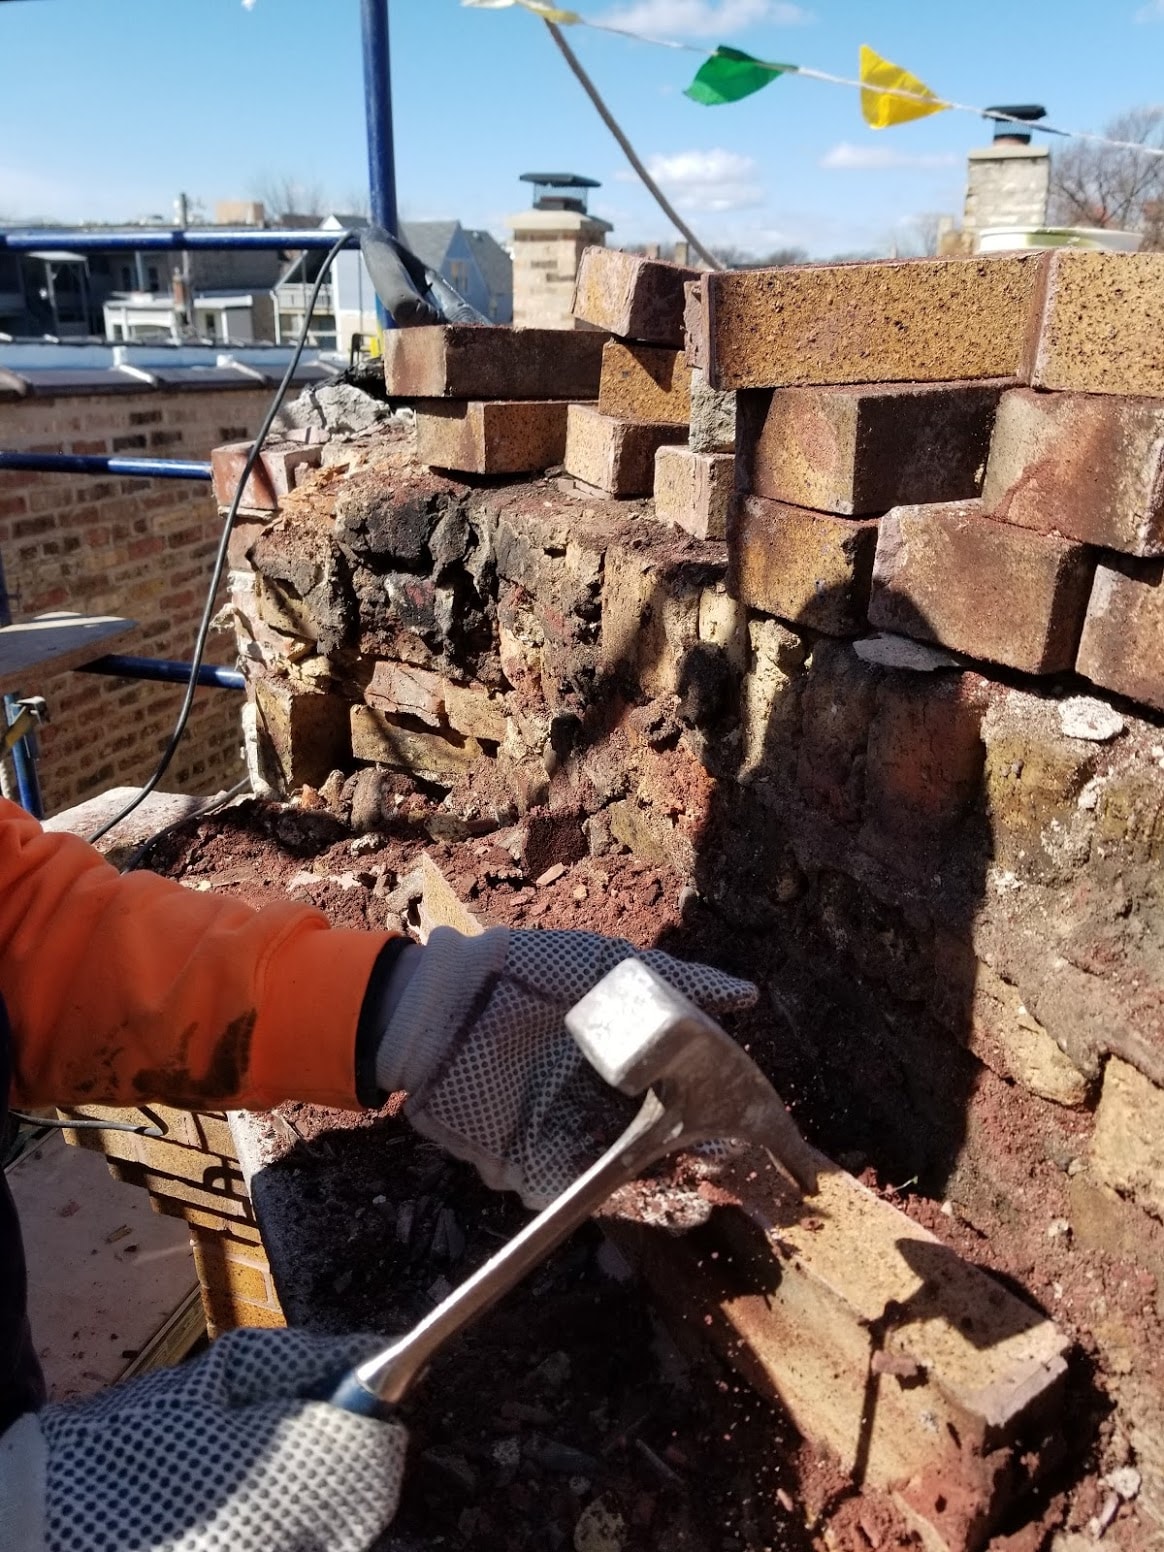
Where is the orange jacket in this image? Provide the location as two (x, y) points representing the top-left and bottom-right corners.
(0, 798), (393, 1113)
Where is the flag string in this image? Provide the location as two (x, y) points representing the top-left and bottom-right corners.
(462, 1), (1164, 159)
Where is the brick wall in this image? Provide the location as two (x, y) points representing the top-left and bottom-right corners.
(0, 384), (270, 814)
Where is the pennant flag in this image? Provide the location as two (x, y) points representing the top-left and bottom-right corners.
(461, 0), (582, 21)
(859, 44), (947, 128)
(685, 47), (790, 107)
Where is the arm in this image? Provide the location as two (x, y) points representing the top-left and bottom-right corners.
(0, 799), (394, 1112)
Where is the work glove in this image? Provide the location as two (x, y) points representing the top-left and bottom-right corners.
(375, 926), (758, 1208)
(0, 1327), (407, 1552)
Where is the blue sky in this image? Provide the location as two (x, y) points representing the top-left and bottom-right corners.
(0, 0), (1161, 257)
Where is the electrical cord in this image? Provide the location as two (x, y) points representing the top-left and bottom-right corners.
(87, 228), (352, 846)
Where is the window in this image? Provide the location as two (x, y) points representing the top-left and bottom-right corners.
(121, 265), (133, 289)
(203, 314), (216, 339)
(147, 265), (160, 292)
(111, 322), (124, 340)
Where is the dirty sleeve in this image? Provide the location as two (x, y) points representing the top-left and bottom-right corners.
(0, 799), (395, 1111)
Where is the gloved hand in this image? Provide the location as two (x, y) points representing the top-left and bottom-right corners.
(375, 927), (758, 1207)
(0, 1328), (407, 1552)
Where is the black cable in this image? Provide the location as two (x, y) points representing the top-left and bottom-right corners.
(87, 228), (352, 845)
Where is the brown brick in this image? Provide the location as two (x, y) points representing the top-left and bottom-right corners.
(608, 1159), (1069, 1552)
(383, 325), (605, 400)
(563, 403), (685, 497)
(1027, 250), (1164, 396)
(729, 495), (879, 636)
(210, 440), (322, 510)
(653, 445), (734, 539)
(983, 387), (1164, 556)
(737, 381), (1008, 515)
(572, 247), (700, 346)
(597, 341), (691, 424)
(1076, 556), (1164, 711)
(350, 704), (483, 781)
(252, 677), (352, 791)
(415, 399), (570, 474)
(706, 252), (1046, 391)
(869, 501), (1094, 673)
(1090, 1056), (1164, 1218)
(683, 278), (708, 370)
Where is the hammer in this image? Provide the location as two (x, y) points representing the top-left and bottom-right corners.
(318, 958), (818, 1417)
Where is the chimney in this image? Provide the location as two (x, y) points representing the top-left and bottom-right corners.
(509, 172), (613, 329)
(963, 104), (1050, 245)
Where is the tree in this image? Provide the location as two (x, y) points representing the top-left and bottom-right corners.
(1048, 107), (1164, 247)
(897, 212), (948, 258)
(709, 244), (808, 269)
(251, 174), (327, 224)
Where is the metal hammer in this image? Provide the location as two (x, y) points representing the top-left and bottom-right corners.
(319, 958), (817, 1416)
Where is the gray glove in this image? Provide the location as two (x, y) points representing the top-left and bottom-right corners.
(376, 927), (758, 1207)
(0, 1328), (407, 1552)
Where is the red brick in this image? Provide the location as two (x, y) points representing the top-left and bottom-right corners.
(572, 247), (700, 347)
(982, 387), (1164, 556)
(563, 403), (685, 497)
(210, 440), (322, 510)
(597, 341), (691, 424)
(415, 399), (571, 474)
(869, 500), (1094, 674)
(653, 446), (734, 540)
(383, 325), (605, 400)
(1026, 250), (1164, 396)
(706, 252), (1047, 391)
(729, 495), (879, 636)
(1076, 556), (1164, 712)
(737, 381), (1008, 515)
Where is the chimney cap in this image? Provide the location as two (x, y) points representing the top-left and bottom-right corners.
(983, 104), (1047, 144)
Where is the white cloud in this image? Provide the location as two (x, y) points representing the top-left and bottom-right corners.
(598, 0), (811, 41)
(820, 142), (959, 171)
(1135, 0), (1164, 19)
(633, 148), (764, 211)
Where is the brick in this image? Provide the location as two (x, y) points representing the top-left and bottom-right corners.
(705, 252), (1046, 391)
(366, 661), (508, 743)
(563, 403), (685, 497)
(572, 247), (700, 346)
(869, 501), (1094, 673)
(653, 445), (734, 540)
(252, 677), (352, 791)
(729, 495), (879, 636)
(609, 1154), (1068, 1551)
(983, 387), (1164, 556)
(350, 704), (483, 781)
(1027, 250), (1164, 396)
(1076, 556), (1164, 712)
(1091, 1056), (1164, 1218)
(597, 341), (691, 424)
(415, 399), (570, 474)
(688, 366), (736, 454)
(60, 1103), (236, 1158)
(682, 278), (708, 371)
(210, 439), (322, 510)
(383, 324), (605, 400)
(737, 380), (1008, 516)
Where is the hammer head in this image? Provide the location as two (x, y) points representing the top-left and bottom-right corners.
(565, 959), (819, 1196)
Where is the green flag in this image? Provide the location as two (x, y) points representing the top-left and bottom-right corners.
(685, 47), (790, 107)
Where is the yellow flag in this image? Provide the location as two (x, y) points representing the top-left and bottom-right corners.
(859, 44), (948, 129)
(462, 0), (582, 21)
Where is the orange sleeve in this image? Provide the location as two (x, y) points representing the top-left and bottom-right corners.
(0, 798), (393, 1112)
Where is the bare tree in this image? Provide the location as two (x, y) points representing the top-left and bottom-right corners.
(251, 174), (327, 224)
(710, 244), (808, 269)
(897, 212), (947, 258)
(1048, 107), (1164, 246)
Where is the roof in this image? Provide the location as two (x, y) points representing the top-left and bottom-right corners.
(519, 173), (601, 189)
(399, 221), (459, 273)
(463, 229), (513, 298)
(0, 341), (342, 397)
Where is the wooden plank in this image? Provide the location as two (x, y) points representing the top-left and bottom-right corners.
(0, 611), (138, 693)
(119, 1288), (206, 1381)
